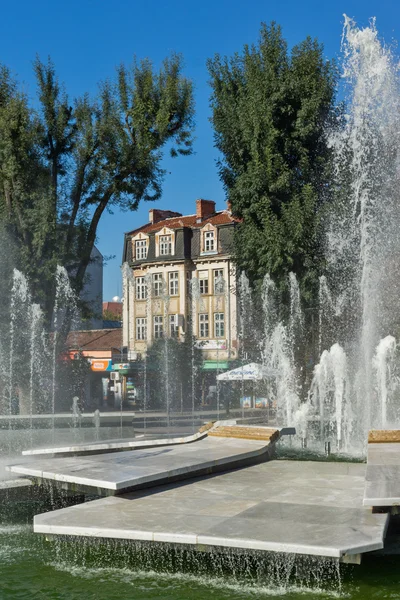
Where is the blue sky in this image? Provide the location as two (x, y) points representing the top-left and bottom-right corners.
(1, 0), (399, 299)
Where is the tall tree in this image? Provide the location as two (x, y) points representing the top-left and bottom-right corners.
(0, 54), (194, 322)
(208, 23), (337, 304)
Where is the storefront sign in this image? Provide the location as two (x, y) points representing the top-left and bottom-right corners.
(255, 398), (269, 408)
(240, 397), (252, 408)
(196, 340), (227, 350)
(113, 363), (130, 371)
(90, 359), (113, 372)
(202, 360), (229, 371)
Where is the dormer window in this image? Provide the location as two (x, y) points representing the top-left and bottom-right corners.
(201, 224), (217, 255)
(204, 231), (215, 252)
(155, 227), (175, 257)
(160, 235), (172, 255)
(134, 238), (148, 260)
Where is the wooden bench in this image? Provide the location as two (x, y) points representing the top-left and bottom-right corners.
(208, 426), (279, 442)
(368, 430), (400, 443)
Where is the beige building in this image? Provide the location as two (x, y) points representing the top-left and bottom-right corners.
(122, 199), (238, 370)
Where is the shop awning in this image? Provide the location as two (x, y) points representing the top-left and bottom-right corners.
(217, 362), (276, 381)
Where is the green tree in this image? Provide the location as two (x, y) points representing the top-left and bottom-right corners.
(0, 55), (194, 323)
(103, 309), (121, 322)
(208, 22), (337, 304)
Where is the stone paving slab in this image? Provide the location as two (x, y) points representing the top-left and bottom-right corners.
(364, 442), (400, 507)
(8, 436), (272, 494)
(34, 460), (388, 559)
(0, 478), (32, 491)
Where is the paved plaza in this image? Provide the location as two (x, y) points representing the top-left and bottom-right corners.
(34, 460), (388, 560)
(8, 435), (274, 494)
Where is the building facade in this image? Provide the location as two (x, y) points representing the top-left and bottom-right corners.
(122, 199), (238, 371)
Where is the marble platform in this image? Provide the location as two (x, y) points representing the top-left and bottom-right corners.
(20, 422), (294, 458)
(21, 428), (208, 457)
(8, 435), (275, 495)
(364, 442), (400, 507)
(34, 460), (388, 561)
(0, 478), (32, 491)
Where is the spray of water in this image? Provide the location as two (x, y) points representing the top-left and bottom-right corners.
(253, 17), (400, 454)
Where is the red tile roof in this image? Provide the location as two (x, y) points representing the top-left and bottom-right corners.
(102, 302), (123, 317)
(66, 329), (122, 351)
(126, 210), (235, 237)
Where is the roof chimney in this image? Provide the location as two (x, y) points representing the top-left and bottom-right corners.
(149, 209), (182, 224)
(196, 199), (215, 223)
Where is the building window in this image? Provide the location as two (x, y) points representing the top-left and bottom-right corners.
(169, 272), (179, 296)
(136, 317), (147, 340)
(199, 313), (209, 338)
(153, 273), (163, 297)
(199, 271), (209, 295)
(135, 239), (147, 260)
(135, 276), (147, 300)
(154, 315), (163, 338)
(160, 235), (172, 255)
(213, 269), (225, 294)
(204, 231), (215, 252)
(169, 314), (179, 337)
(214, 313), (225, 338)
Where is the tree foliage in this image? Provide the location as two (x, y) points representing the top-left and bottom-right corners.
(0, 55), (194, 322)
(208, 23), (337, 303)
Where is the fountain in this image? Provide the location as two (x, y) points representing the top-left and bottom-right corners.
(93, 409), (101, 440)
(1, 17), (400, 600)
(243, 16), (400, 455)
(0, 265), (101, 457)
(309, 15), (400, 452)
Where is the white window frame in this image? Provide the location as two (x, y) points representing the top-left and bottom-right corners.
(159, 235), (172, 256)
(135, 276), (147, 300)
(199, 313), (209, 338)
(199, 271), (209, 295)
(136, 317), (147, 340)
(153, 273), (163, 297)
(199, 278), (209, 295)
(169, 314), (179, 337)
(213, 269), (225, 294)
(214, 313), (225, 338)
(154, 315), (163, 339)
(204, 230), (215, 252)
(135, 239), (147, 260)
(169, 272), (179, 296)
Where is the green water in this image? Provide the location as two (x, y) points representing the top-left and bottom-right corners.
(1, 522), (400, 600)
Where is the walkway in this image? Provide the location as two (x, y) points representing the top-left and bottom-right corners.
(34, 460), (388, 561)
(8, 428), (279, 495)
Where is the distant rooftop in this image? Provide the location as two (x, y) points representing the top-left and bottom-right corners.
(103, 301), (123, 317)
(66, 329), (122, 351)
(126, 198), (235, 237)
